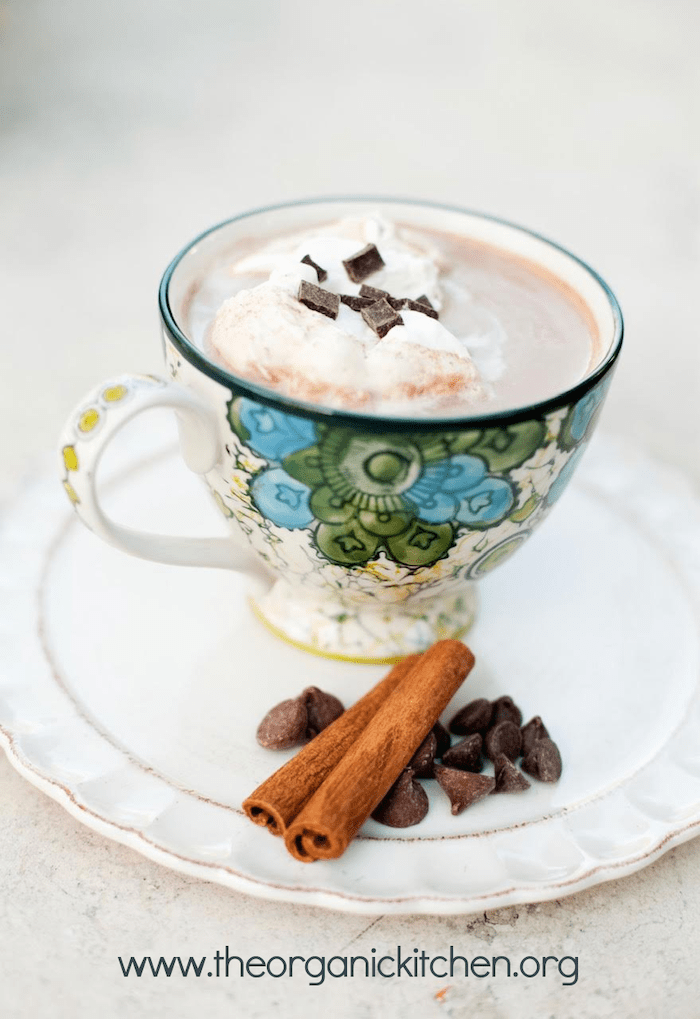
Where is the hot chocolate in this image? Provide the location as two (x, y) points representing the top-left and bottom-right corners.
(183, 214), (603, 417)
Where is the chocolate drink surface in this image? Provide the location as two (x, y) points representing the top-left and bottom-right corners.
(183, 214), (601, 417)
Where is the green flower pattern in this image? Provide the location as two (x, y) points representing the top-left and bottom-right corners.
(227, 396), (548, 568)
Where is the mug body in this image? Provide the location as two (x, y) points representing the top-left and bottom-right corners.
(160, 199), (623, 661)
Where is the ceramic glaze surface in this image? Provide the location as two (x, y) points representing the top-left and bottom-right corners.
(58, 202), (621, 659)
(162, 336), (613, 655)
(5, 429), (700, 914)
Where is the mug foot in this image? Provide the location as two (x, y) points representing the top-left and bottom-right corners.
(249, 582), (478, 663)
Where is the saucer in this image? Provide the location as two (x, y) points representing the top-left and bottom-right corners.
(2, 415), (700, 915)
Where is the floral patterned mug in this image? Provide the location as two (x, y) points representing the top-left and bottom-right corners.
(59, 199), (623, 662)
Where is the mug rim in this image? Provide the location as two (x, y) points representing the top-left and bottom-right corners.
(158, 196), (624, 431)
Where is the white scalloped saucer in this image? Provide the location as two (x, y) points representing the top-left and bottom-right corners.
(2, 415), (700, 915)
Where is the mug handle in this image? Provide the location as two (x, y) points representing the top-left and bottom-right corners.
(59, 373), (268, 580)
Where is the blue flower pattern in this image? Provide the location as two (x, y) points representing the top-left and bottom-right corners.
(404, 456), (514, 526)
(238, 401), (316, 461)
(234, 397), (516, 536)
(548, 377), (612, 505)
(547, 444), (587, 505)
(250, 467), (314, 528)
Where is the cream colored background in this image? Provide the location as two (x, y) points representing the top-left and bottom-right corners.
(1, 1), (698, 1016)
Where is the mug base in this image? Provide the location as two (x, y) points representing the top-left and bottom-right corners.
(249, 582), (478, 664)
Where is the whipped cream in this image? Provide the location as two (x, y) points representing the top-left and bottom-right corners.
(207, 216), (495, 415)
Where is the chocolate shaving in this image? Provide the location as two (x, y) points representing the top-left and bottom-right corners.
(491, 695), (523, 728)
(521, 715), (550, 757)
(434, 763), (495, 815)
(449, 698), (493, 736)
(404, 298), (438, 319)
(359, 284), (390, 301)
(409, 731), (437, 778)
(298, 280), (340, 320)
(484, 720), (522, 762)
(522, 738), (562, 782)
(257, 698), (308, 750)
(343, 243), (385, 283)
(303, 687), (344, 739)
(371, 769), (429, 827)
(432, 721), (452, 758)
(442, 733), (483, 773)
(340, 294), (375, 312)
(493, 754), (531, 793)
(300, 254), (327, 283)
(361, 298), (403, 338)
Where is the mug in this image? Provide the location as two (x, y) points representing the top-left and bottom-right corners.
(59, 198), (623, 662)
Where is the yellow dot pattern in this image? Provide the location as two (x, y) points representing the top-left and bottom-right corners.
(102, 384), (127, 402)
(78, 408), (100, 433)
(62, 480), (80, 505)
(62, 445), (79, 471)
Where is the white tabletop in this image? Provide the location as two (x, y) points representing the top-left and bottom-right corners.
(1, 1), (699, 1015)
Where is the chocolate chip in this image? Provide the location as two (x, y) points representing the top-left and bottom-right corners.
(493, 754), (531, 793)
(449, 698), (493, 736)
(491, 696), (523, 728)
(302, 687), (344, 739)
(404, 298), (438, 319)
(432, 721), (452, 758)
(298, 280), (340, 320)
(300, 254), (327, 283)
(359, 284), (390, 301)
(521, 738), (562, 782)
(434, 763), (495, 815)
(371, 769), (429, 827)
(256, 697), (307, 750)
(484, 721), (522, 762)
(343, 243), (385, 283)
(415, 294), (435, 311)
(442, 733), (483, 773)
(521, 715), (550, 757)
(409, 730), (438, 778)
(361, 298), (403, 338)
(340, 294), (375, 312)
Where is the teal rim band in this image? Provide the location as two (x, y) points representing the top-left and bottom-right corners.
(158, 196), (624, 434)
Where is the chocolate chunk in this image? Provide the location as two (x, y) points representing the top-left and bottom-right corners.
(407, 730), (437, 778)
(442, 733), (483, 773)
(358, 287), (430, 315)
(484, 721), (522, 762)
(300, 254), (327, 283)
(371, 769), (429, 827)
(256, 697), (307, 750)
(491, 696), (523, 728)
(493, 754), (531, 793)
(343, 243), (385, 283)
(521, 738), (562, 782)
(434, 763), (495, 815)
(298, 280), (340, 320)
(404, 298), (438, 320)
(449, 698), (493, 736)
(340, 293), (375, 312)
(359, 284), (390, 301)
(361, 298), (403, 338)
(432, 721), (452, 758)
(302, 686), (344, 739)
(415, 294), (435, 311)
(521, 715), (550, 757)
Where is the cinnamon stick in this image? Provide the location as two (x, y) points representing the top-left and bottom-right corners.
(243, 654), (421, 837)
(286, 640), (474, 862)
